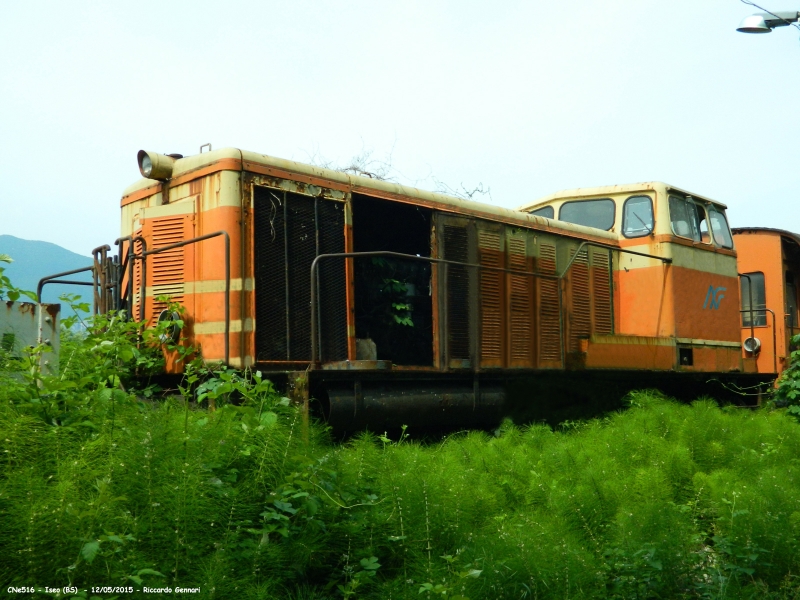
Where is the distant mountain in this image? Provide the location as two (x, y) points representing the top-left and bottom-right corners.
(0, 235), (94, 319)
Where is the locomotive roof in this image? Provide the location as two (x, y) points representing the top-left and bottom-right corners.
(122, 147), (619, 243)
(518, 182), (728, 212)
(732, 227), (800, 247)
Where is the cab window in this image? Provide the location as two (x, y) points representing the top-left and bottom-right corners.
(669, 195), (701, 241)
(559, 198), (615, 231)
(530, 205), (554, 219)
(622, 195), (654, 238)
(708, 206), (733, 249)
(741, 272), (767, 327)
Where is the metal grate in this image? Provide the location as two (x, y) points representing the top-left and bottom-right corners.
(316, 200), (348, 361)
(508, 237), (532, 364)
(150, 217), (185, 322)
(254, 190), (288, 360)
(443, 225), (471, 360)
(591, 250), (613, 335)
(253, 188), (347, 362)
(568, 247), (591, 352)
(478, 229), (503, 366)
(286, 196), (316, 360)
(538, 243), (561, 362)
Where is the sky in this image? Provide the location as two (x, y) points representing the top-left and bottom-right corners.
(1, 0), (799, 255)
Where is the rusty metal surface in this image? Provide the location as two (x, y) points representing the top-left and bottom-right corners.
(321, 360), (392, 371)
(326, 382), (505, 432)
(37, 266), (94, 304)
(121, 148), (620, 245)
(1, 301), (60, 374)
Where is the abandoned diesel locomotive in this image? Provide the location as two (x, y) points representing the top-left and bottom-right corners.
(69, 147), (786, 430)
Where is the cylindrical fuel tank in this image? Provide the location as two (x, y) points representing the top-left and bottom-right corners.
(326, 382), (505, 433)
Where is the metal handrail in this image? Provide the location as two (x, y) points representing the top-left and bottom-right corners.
(309, 250), (561, 367)
(738, 308), (778, 374)
(37, 266), (95, 304)
(738, 274), (757, 353)
(114, 235), (147, 317)
(557, 240), (672, 279)
(131, 231), (230, 364)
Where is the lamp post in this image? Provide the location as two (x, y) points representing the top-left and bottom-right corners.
(737, 11), (799, 33)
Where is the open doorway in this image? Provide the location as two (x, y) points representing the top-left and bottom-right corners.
(352, 194), (433, 366)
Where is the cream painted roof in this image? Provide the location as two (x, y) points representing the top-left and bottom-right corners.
(122, 147), (619, 242)
(517, 181), (728, 212)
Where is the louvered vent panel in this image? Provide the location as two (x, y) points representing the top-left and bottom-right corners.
(592, 250), (613, 335)
(508, 237), (531, 363)
(443, 225), (470, 360)
(538, 243), (561, 362)
(478, 230), (503, 364)
(132, 233), (144, 320)
(150, 217), (185, 321)
(568, 248), (591, 352)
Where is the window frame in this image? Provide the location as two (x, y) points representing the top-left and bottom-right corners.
(621, 195), (655, 239)
(707, 206), (734, 249)
(669, 194), (702, 242)
(740, 271), (767, 328)
(530, 205), (554, 219)
(558, 198), (616, 231)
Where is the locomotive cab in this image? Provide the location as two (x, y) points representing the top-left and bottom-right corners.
(518, 183), (745, 374)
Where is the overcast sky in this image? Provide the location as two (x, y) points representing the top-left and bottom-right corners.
(1, 0), (799, 255)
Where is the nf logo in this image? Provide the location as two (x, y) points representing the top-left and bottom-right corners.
(703, 285), (726, 310)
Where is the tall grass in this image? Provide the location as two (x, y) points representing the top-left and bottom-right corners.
(3, 324), (800, 598)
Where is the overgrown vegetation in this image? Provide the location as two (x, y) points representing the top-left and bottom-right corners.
(3, 299), (800, 598)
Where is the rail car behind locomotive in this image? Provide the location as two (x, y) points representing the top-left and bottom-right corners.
(91, 149), (775, 430)
(731, 227), (800, 377)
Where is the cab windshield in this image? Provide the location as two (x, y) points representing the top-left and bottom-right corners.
(669, 195), (701, 241)
(707, 206), (733, 249)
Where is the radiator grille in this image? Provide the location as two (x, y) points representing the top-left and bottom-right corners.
(132, 232), (143, 320)
(508, 237), (532, 363)
(568, 247), (591, 352)
(538, 243), (561, 362)
(592, 250), (613, 335)
(254, 191), (288, 360)
(150, 217), (186, 322)
(443, 225), (470, 360)
(478, 230), (503, 365)
(316, 201), (348, 361)
(286, 197), (316, 361)
(254, 189), (347, 362)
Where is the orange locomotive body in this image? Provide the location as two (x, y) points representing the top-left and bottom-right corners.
(105, 149), (777, 429)
(732, 228), (800, 377)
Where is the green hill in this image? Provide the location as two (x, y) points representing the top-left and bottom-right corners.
(0, 234), (94, 317)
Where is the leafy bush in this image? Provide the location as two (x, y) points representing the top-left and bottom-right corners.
(776, 333), (800, 413)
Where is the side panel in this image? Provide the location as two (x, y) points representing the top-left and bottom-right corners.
(733, 232), (784, 374)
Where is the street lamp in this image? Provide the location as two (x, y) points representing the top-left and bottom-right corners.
(737, 10), (800, 33)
